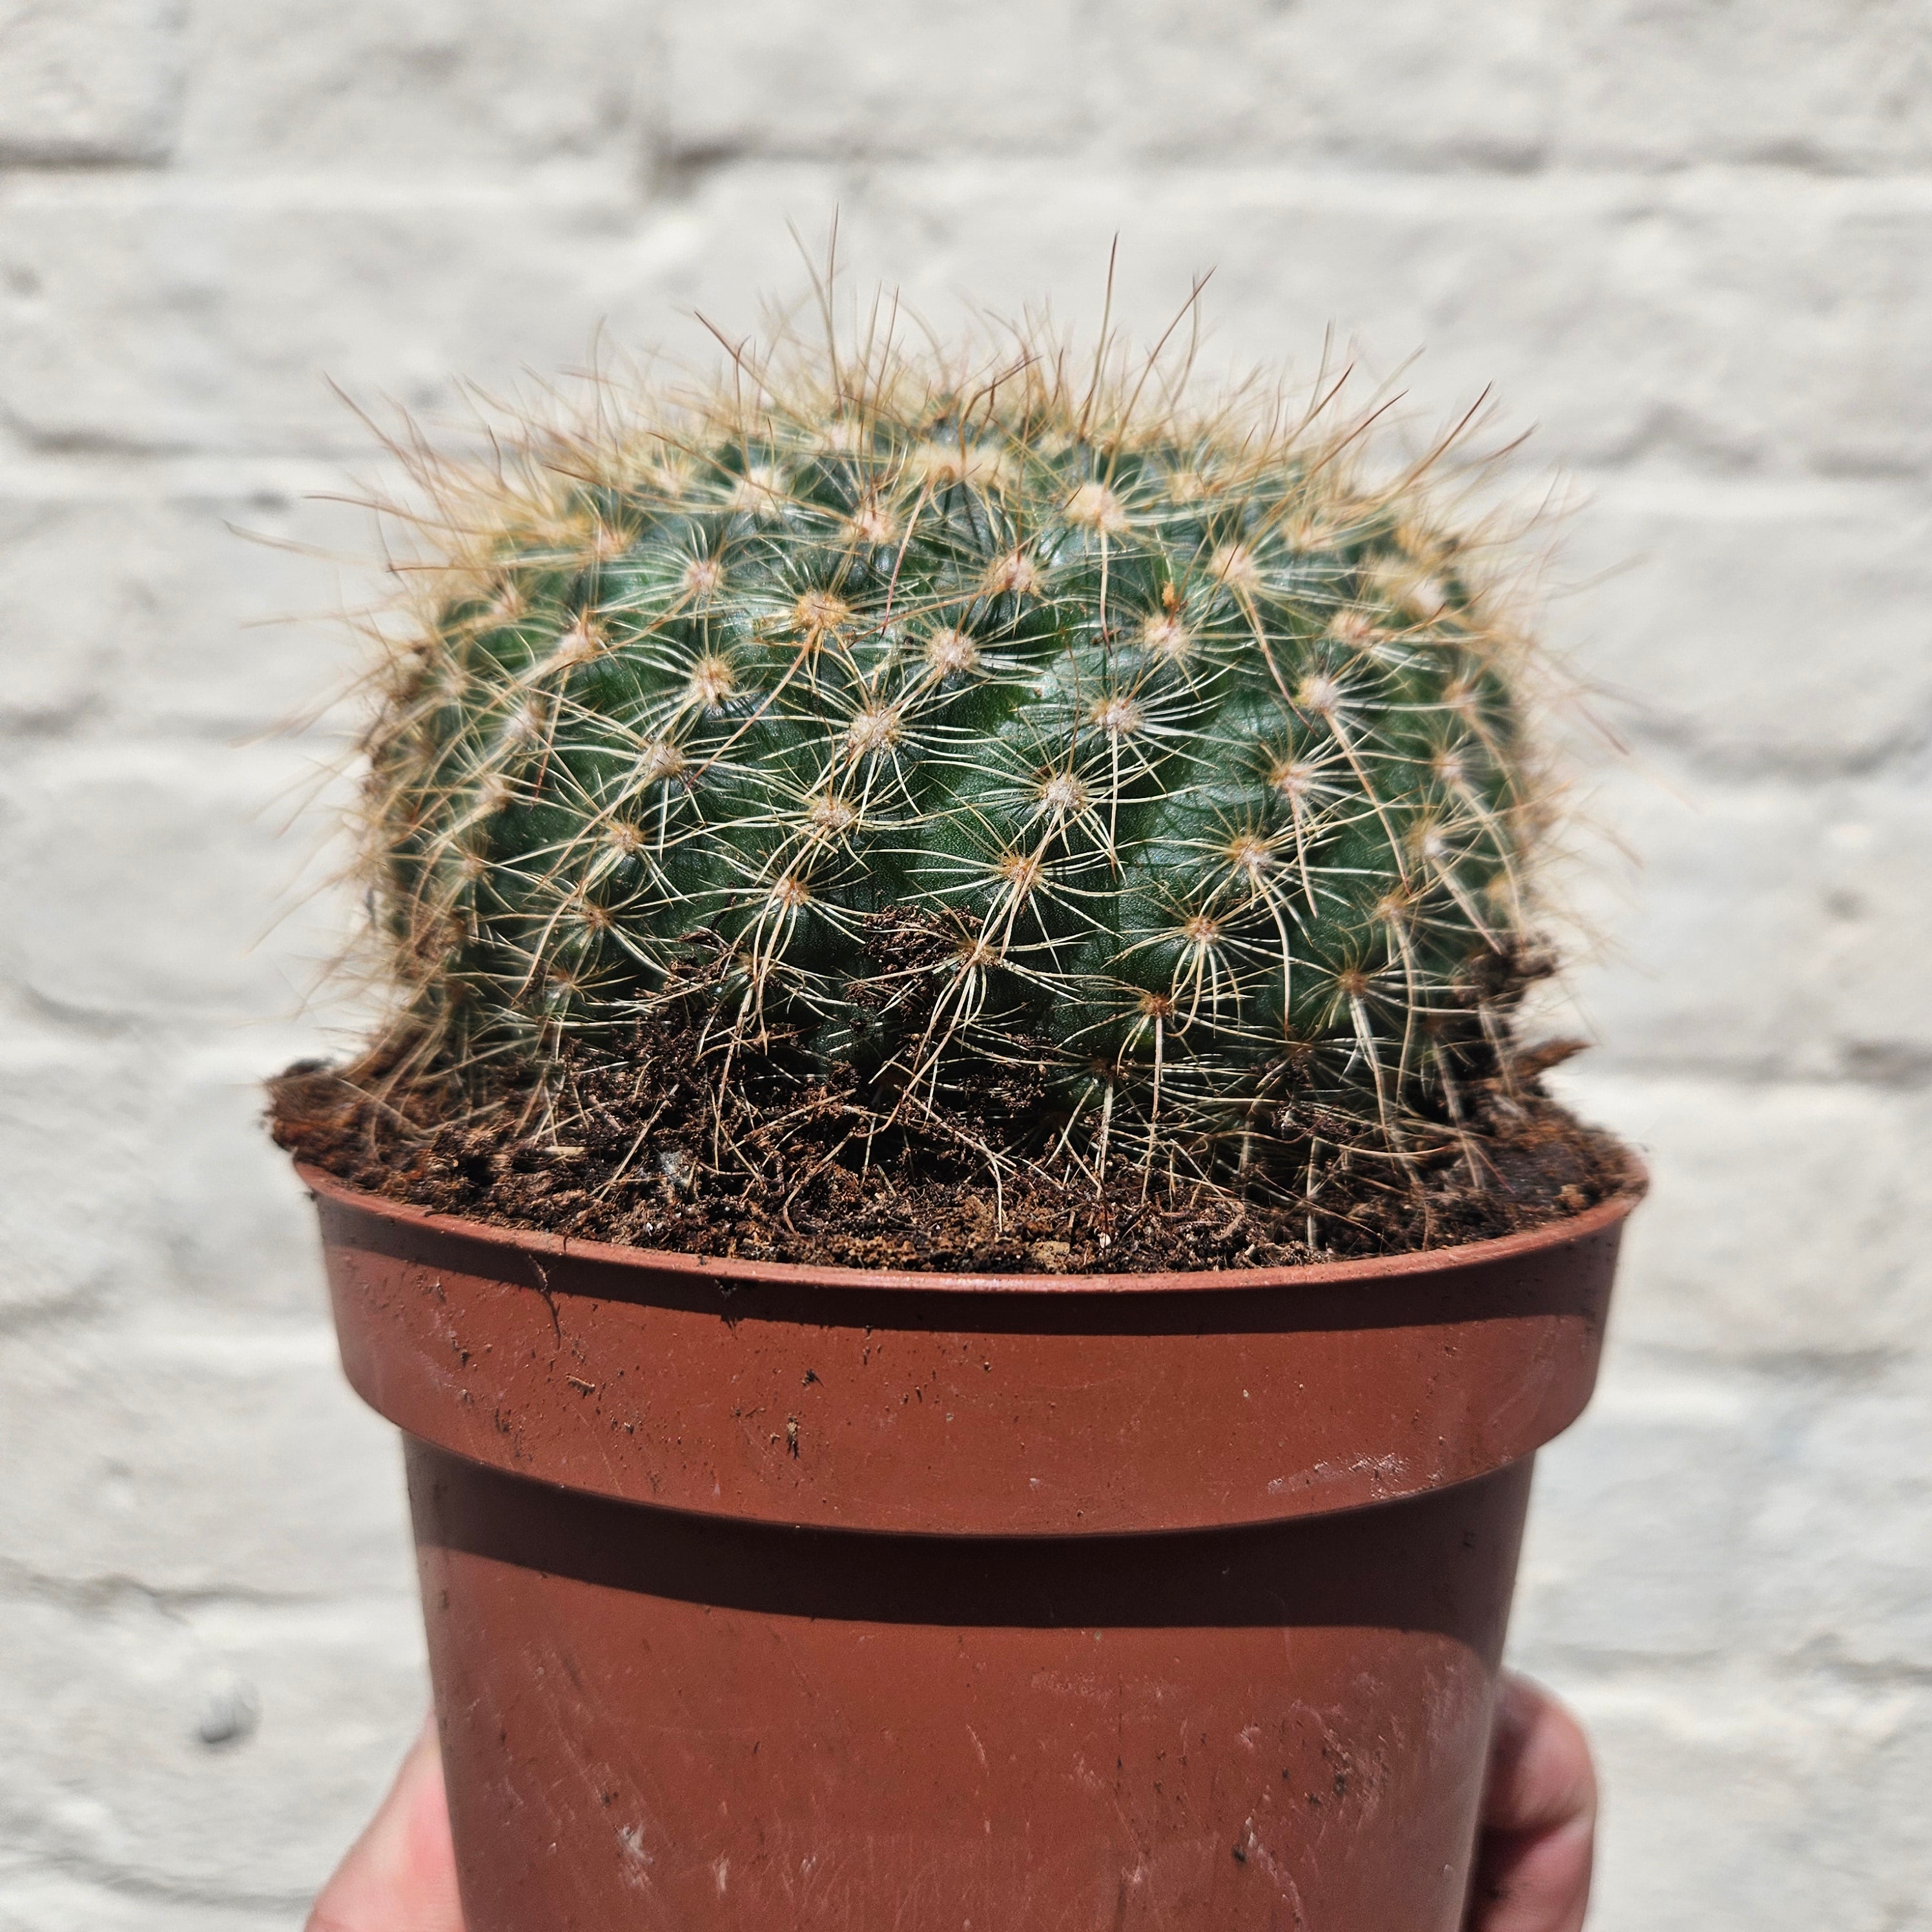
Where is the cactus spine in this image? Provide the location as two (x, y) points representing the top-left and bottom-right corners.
(360, 325), (1550, 1201)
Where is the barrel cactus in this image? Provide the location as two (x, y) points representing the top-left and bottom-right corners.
(346, 327), (1556, 1216)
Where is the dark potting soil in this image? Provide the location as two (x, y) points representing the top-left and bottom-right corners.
(268, 1019), (1638, 1274)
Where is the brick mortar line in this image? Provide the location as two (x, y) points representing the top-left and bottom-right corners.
(14, 159), (1932, 207)
(0, 1839), (316, 1918)
(0, 1562), (411, 1618)
(1511, 1647), (1932, 1695)
(12, 148), (1932, 181)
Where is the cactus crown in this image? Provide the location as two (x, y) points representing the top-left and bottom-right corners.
(355, 317), (1556, 1206)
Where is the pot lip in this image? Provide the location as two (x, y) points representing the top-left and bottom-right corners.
(299, 1156), (1645, 1299)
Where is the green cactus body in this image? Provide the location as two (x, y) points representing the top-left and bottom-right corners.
(369, 362), (1541, 1186)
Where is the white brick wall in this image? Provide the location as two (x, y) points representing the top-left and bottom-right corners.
(2, 6), (1927, 1925)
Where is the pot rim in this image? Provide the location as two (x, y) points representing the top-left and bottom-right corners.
(299, 1157), (1645, 1299)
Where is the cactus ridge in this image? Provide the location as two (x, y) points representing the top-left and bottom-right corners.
(360, 329), (1554, 1196)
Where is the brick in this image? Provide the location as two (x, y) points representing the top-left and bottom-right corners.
(655, 1), (1932, 184)
(1545, 1070), (1932, 1360)
(0, 1042), (156, 1323)
(173, 0), (655, 179)
(0, 1331), (413, 1600)
(0, 183), (641, 458)
(1550, 768), (1932, 1083)
(149, 1039), (351, 1323)
(0, 0), (183, 166)
(0, 1031), (361, 1329)
(1570, 1680), (1932, 1932)
(0, 484), (365, 737)
(1557, 0), (1932, 172)
(1091, 0), (1550, 167)
(0, 498), (125, 728)
(661, 0), (1089, 163)
(688, 1), (1932, 182)
(0, 741), (356, 1022)
(1744, 1368), (1932, 1672)
(1672, 185), (1932, 481)
(1512, 1364), (1765, 1662)
(745, 164), (1932, 480)
(1521, 1350), (1932, 1683)
(0, 1592), (423, 1908)
(1547, 480), (1932, 772)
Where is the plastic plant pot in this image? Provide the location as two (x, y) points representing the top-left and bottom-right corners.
(305, 1162), (1637, 1932)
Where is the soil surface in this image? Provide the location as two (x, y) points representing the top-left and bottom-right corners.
(269, 1019), (1638, 1273)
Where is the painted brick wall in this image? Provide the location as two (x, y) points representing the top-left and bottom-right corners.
(3, 4), (1927, 1925)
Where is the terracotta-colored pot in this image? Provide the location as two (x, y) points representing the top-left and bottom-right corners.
(304, 1162), (1636, 1931)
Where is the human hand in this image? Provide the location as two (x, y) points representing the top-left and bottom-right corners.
(309, 1674), (1595, 1932)
(1466, 1671), (1598, 1932)
(305, 1714), (464, 1932)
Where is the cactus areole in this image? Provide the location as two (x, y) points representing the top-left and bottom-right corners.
(283, 320), (1630, 1266)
